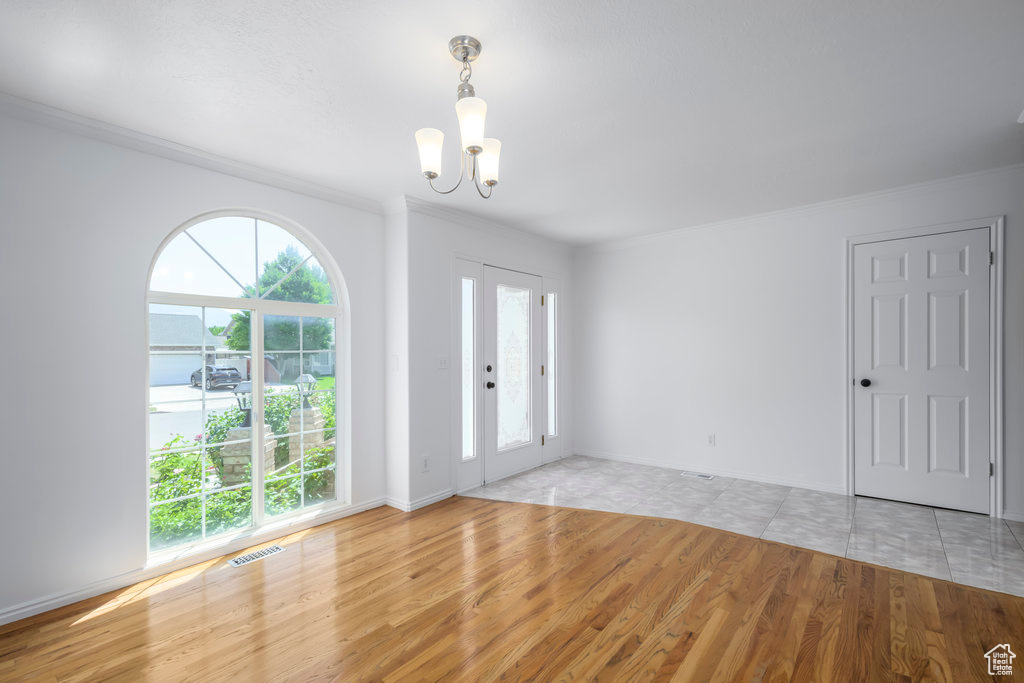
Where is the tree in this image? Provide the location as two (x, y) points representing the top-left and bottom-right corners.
(225, 248), (334, 379)
(208, 325), (226, 336)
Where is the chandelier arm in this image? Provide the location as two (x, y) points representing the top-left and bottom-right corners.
(427, 151), (466, 195)
(471, 156), (493, 199)
(473, 179), (493, 199)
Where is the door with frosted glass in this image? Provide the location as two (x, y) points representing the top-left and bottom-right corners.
(483, 266), (543, 482)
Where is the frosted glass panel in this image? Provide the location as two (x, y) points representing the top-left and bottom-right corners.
(547, 293), (557, 437)
(461, 278), (476, 460)
(497, 285), (531, 450)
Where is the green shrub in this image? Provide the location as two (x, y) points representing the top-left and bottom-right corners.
(149, 396), (338, 548)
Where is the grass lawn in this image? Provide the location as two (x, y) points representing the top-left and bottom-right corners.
(316, 376), (335, 391)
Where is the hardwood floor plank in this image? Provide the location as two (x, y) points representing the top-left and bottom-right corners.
(607, 533), (765, 680)
(560, 528), (726, 681)
(2, 497), (1021, 681)
(482, 517), (675, 681)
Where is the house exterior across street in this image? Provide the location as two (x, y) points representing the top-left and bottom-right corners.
(148, 313), (236, 386)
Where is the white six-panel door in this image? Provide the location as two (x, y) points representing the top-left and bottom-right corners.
(483, 266), (544, 482)
(853, 228), (990, 513)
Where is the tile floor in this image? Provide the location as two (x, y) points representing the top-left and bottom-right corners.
(462, 455), (1024, 597)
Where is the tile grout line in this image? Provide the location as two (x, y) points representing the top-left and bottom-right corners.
(705, 477), (735, 509)
(931, 509), (955, 583)
(842, 497), (857, 558)
(686, 478), (739, 528)
(627, 468), (682, 513)
(759, 486), (796, 540)
(1005, 520), (1024, 553)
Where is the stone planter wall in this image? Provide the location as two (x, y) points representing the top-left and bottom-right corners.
(220, 425), (277, 487)
(288, 407), (325, 463)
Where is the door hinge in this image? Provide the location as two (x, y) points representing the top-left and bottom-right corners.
(541, 295), (545, 306)
(990, 462), (994, 476)
(990, 251), (995, 265)
(542, 435), (545, 446)
(541, 364), (545, 376)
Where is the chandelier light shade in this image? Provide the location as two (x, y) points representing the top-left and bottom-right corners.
(478, 138), (501, 186)
(415, 35), (501, 199)
(455, 97), (486, 153)
(414, 128), (444, 178)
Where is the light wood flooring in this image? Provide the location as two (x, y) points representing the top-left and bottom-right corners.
(2, 496), (1022, 681)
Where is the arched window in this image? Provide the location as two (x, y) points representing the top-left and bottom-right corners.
(147, 214), (346, 553)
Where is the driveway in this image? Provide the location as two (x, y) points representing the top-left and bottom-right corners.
(150, 383), (238, 404)
(149, 383), (242, 451)
(148, 382), (296, 450)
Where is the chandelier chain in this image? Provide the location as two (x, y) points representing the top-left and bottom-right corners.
(459, 57), (472, 84)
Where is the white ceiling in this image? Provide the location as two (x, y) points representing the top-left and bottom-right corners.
(1, 1), (1022, 244)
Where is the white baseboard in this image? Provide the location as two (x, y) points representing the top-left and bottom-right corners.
(0, 497), (387, 627)
(386, 489), (455, 512)
(575, 449), (847, 496)
(1002, 510), (1024, 523)
(413, 489), (455, 510)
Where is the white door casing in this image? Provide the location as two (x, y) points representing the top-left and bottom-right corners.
(852, 228), (990, 513)
(483, 266), (543, 482)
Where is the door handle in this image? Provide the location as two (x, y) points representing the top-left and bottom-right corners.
(860, 379), (872, 387)
(486, 381), (495, 389)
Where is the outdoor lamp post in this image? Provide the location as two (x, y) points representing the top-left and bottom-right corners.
(297, 374), (317, 409)
(233, 381), (253, 427)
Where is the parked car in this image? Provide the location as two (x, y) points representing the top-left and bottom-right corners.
(190, 365), (242, 390)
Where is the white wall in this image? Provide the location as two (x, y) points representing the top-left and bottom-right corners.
(573, 165), (1024, 517)
(404, 200), (574, 505)
(0, 112), (387, 617)
(384, 197), (410, 505)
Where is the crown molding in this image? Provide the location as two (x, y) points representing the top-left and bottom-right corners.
(403, 195), (573, 252)
(0, 92), (384, 216)
(584, 163), (1024, 253)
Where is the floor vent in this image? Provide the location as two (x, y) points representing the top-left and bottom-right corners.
(228, 545), (285, 567)
(680, 471), (715, 480)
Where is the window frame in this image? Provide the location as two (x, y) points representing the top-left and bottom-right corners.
(146, 210), (349, 562)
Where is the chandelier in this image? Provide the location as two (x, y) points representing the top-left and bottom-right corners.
(415, 36), (500, 199)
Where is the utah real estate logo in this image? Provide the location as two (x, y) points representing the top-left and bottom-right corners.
(985, 644), (1015, 676)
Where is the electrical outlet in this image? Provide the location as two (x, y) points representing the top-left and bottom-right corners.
(438, 356), (449, 370)
(707, 433), (716, 447)
(421, 455), (430, 472)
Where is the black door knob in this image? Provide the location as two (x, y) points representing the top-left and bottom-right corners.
(486, 364), (492, 372)
(486, 381), (495, 389)
(860, 379), (872, 387)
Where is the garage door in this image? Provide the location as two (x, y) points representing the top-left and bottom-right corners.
(150, 354), (202, 386)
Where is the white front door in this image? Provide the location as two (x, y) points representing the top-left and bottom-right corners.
(483, 266), (543, 482)
(853, 228), (990, 513)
